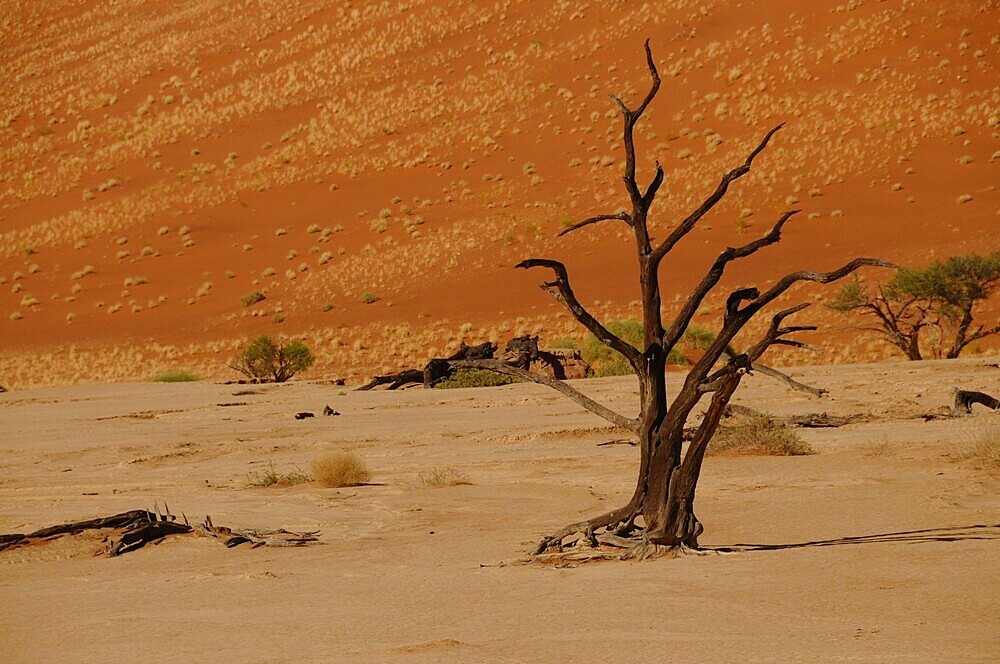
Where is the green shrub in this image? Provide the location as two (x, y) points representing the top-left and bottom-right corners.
(582, 320), (734, 375)
(228, 335), (315, 382)
(360, 292), (380, 304)
(240, 291), (266, 306)
(436, 368), (520, 389)
(582, 319), (643, 376)
(152, 370), (201, 382)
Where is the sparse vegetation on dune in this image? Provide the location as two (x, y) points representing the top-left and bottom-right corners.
(0, 1), (997, 387)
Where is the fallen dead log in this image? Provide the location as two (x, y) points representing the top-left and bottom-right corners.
(953, 388), (1000, 415)
(0, 504), (319, 556)
(357, 341), (499, 390)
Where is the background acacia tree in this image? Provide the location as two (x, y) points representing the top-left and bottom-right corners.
(228, 335), (315, 383)
(830, 252), (1000, 360)
(452, 41), (889, 561)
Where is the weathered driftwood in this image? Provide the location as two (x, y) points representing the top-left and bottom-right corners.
(952, 388), (1000, 415)
(0, 505), (319, 556)
(196, 514), (320, 549)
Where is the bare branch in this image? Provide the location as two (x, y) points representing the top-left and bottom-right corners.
(556, 211), (630, 237)
(652, 124), (785, 265)
(633, 38), (661, 118)
(642, 161), (664, 208)
(771, 339), (823, 353)
(610, 39), (663, 214)
(746, 361), (826, 396)
(685, 264), (885, 400)
(451, 359), (638, 432)
(517, 259), (643, 368)
(662, 210), (800, 351)
(748, 259), (896, 315)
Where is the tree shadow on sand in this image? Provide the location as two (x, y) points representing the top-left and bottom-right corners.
(708, 523), (1000, 553)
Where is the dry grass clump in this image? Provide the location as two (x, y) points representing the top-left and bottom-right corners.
(419, 466), (473, 487)
(860, 437), (893, 458)
(312, 451), (371, 487)
(247, 461), (312, 487)
(707, 413), (814, 456)
(948, 425), (1000, 471)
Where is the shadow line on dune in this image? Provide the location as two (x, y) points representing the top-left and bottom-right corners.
(708, 523), (1000, 553)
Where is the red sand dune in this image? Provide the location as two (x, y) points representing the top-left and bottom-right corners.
(1, 0), (997, 386)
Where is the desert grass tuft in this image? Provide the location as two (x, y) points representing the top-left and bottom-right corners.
(707, 414), (814, 456)
(247, 460), (312, 487)
(860, 436), (893, 458)
(419, 466), (473, 487)
(948, 425), (1000, 471)
(312, 451), (371, 487)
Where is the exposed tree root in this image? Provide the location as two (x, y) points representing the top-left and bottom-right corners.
(533, 502), (641, 555)
(527, 532), (722, 565)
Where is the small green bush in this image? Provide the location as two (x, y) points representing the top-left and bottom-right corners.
(582, 320), (734, 375)
(360, 292), (380, 304)
(240, 291), (266, 306)
(582, 319), (644, 376)
(436, 368), (520, 389)
(228, 335), (315, 382)
(152, 370), (201, 382)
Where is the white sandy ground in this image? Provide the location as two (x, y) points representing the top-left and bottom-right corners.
(1, 359), (998, 663)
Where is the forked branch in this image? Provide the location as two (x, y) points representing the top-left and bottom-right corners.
(610, 38), (661, 214)
(662, 209), (800, 351)
(748, 259), (898, 315)
(652, 123), (785, 265)
(517, 259), (643, 368)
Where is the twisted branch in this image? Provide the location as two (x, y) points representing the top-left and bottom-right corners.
(662, 210), (800, 352)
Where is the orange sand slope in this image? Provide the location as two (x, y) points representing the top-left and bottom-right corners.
(1, 359), (998, 662)
(1, 0), (998, 387)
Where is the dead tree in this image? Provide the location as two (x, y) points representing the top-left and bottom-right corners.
(452, 41), (890, 560)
